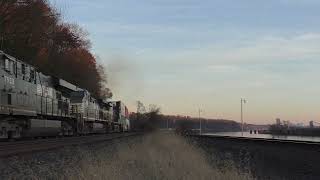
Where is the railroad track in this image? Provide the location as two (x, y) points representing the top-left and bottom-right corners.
(0, 132), (142, 157)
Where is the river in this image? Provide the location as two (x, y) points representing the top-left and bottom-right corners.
(204, 131), (320, 142)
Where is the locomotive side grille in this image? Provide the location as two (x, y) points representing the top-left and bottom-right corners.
(71, 103), (84, 114)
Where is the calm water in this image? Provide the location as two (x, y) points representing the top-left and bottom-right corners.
(204, 131), (320, 142)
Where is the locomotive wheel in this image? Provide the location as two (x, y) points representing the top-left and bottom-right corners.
(0, 127), (8, 139)
(7, 131), (13, 140)
(7, 127), (21, 140)
(13, 127), (21, 139)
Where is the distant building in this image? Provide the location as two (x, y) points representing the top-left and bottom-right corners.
(283, 120), (290, 127)
(310, 121), (314, 128)
(296, 123), (304, 127)
(276, 118), (281, 125)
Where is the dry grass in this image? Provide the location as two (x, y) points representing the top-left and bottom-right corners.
(63, 132), (253, 180)
(0, 132), (254, 180)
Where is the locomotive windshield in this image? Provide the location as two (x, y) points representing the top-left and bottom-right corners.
(70, 91), (85, 98)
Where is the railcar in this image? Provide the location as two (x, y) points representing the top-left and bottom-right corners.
(112, 101), (130, 132)
(0, 51), (76, 138)
(70, 90), (113, 134)
(0, 50), (130, 139)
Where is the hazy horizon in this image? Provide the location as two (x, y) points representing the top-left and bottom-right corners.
(51, 0), (320, 125)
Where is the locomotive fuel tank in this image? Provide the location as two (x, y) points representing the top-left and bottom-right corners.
(22, 119), (62, 137)
(92, 123), (105, 133)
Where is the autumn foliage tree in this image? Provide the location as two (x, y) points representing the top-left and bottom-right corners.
(0, 0), (112, 99)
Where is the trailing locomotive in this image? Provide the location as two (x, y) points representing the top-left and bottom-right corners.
(0, 50), (130, 139)
(111, 101), (130, 132)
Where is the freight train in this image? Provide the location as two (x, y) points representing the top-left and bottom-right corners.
(0, 50), (130, 139)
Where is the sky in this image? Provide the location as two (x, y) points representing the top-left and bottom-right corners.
(51, 0), (320, 124)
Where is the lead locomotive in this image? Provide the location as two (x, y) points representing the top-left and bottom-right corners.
(0, 51), (130, 139)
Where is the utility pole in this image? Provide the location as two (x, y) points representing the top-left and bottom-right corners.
(199, 109), (202, 135)
(241, 98), (246, 136)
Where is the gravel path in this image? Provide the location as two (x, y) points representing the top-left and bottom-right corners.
(0, 132), (253, 180)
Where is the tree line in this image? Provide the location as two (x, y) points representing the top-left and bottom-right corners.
(129, 101), (241, 134)
(0, 0), (112, 99)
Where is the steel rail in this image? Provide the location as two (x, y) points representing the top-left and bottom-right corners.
(0, 132), (141, 157)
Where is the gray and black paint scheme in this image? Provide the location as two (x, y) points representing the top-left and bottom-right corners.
(0, 51), (130, 139)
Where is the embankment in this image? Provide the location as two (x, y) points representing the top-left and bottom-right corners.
(190, 135), (320, 180)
